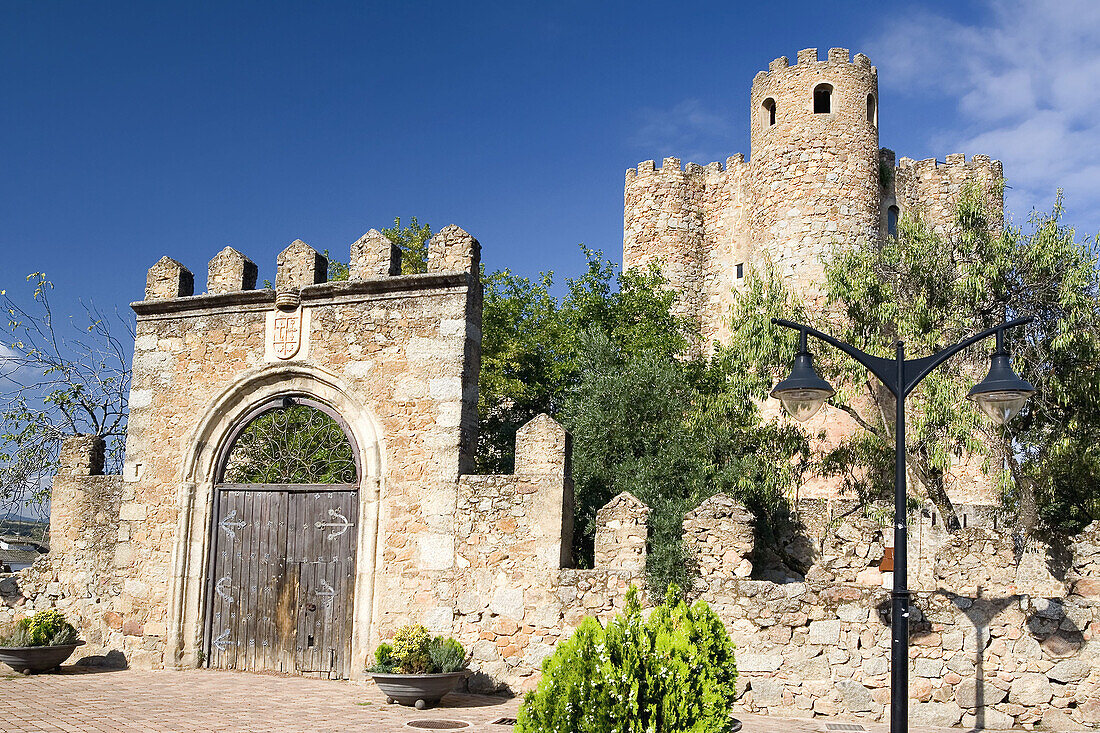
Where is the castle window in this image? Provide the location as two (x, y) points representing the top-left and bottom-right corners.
(887, 205), (899, 237)
(736, 263), (744, 279)
(813, 83), (833, 114)
(761, 98), (776, 127)
(867, 93), (877, 126)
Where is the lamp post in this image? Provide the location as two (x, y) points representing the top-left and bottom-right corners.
(770, 316), (1035, 733)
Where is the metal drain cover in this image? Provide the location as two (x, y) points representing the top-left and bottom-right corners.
(823, 725), (867, 732)
(406, 721), (471, 730)
(492, 718), (518, 726)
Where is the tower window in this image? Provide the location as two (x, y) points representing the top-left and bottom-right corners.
(887, 205), (899, 237)
(867, 93), (877, 126)
(813, 83), (833, 114)
(736, 263), (744, 279)
(761, 98), (776, 127)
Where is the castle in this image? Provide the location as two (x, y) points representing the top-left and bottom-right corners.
(623, 48), (1005, 505)
(623, 47), (1004, 345)
(3, 47), (1099, 730)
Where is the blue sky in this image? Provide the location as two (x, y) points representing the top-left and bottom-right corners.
(2, 0), (1098, 323)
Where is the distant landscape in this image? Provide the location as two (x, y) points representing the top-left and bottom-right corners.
(0, 515), (49, 545)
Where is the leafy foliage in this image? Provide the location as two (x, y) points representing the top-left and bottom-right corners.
(0, 609), (79, 647)
(368, 624), (467, 674)
(989, 195), (1100, 534)
(727, 184), (1100, 536)
(516, 586), (738, 733)
(367, 642), (397, 673)
(480, 248), (808, 593)
(222, 403), (356, 484)
(383, 217), (432, 275)
(1, 274), (131, 524)
(323, 249), (350, 282)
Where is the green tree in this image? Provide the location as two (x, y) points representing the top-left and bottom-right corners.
(732, 185), (1100, 536)
(0, 274), (132, 523)
(988, 197), (1100, 534)
(221, 403), (357, 484)
(479, 247), (808, 593)
(383, 216), (431, 275)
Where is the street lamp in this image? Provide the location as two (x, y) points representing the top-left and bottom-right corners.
(770, 316), (1034, 733)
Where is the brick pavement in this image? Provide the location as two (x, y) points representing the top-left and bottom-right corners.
(0, 667), (1018, 732)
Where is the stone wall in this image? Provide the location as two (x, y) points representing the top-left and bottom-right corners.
(622, 46), (1002, 345)
(894, 154), (1004, 237)
(8, 226), (486, 676)
(683, 495), (1100, 729)
(1, 436), (132, 667)
(13, 423), (1100, 730)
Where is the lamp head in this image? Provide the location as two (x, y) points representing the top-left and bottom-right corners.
(771, 351), (836, 422)
(967, 352), (1035, 425)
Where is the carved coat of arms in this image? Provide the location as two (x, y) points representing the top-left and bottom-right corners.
(272, 311), (301, 360)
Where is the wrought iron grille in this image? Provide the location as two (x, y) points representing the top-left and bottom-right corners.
(221, 402), (357, 484)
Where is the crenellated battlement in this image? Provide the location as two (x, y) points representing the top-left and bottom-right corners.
(141, 225), (481, 302)
(893, 153), (1005, 234)
(896, 153), (1002, 173)
(624, 153), (748, 180)
(623, 47), (1006, 455)
(753, 47), (875, 85)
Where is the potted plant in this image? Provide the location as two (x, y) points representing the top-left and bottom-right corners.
(0, 609), (85, 674)
(367, 624), (468, 709)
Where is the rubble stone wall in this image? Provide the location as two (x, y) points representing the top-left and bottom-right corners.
(1, 439), (131, 667)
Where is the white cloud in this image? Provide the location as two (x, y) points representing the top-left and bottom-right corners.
(628, 99), (736, 166)
(865, 0), (1100, 236)
(0, 343), (27, 384)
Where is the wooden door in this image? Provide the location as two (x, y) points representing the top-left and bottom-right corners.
(288, 491), (358, 679)
(206, 486), (357, 678)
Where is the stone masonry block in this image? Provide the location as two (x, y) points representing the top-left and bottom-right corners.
(207, 246), (258, 294)
(58, 434), (105, 476)
(275, 239), (327, 290)
(145, 256), (194, 300)
(514, 414), (570, 477)
(349, 229), (400, 278)
(426, 225), (480, 274)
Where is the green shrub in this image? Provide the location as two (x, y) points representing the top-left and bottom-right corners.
(369, 625), (468, 674)
(392, 624), (433, 673)
(0, 609), (80, 648)
(516, 586), (738, 733)
(367, 642), (397, 673)
(429, 636), (466, 673)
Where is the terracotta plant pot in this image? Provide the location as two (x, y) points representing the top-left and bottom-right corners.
(370, 670), (467, 709)
(0, 641), (85, 674)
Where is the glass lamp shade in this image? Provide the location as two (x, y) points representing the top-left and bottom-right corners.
(771, 353), (836, 423)
(967, 353), (1035, 426)
(970, 390), (1033, 425)
(776, 387), (834, 422)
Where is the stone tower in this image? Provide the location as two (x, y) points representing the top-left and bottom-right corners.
(623, 48), (1003, 347)
(623, 48), (1005, 504)
(748, 49), (880, 294)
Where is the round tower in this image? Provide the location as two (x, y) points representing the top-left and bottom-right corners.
(623, 157), (707, 329)
(748, 48), (880, 294)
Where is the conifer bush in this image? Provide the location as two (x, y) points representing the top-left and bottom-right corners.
(516, 586), (738, 732)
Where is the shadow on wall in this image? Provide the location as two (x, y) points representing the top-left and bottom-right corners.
(869, 587), (1087, 730)
(73, 650), (129, 670)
